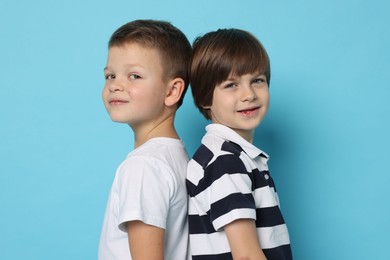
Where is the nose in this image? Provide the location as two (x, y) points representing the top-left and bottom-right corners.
(107, 79), (124, 93)
(240, 85), (257, 102)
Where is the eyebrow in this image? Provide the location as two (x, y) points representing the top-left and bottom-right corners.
(103, 64), (145, 72)
(228, 72), (265, 79)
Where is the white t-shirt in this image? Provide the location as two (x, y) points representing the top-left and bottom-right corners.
(99, 138), (190, 260)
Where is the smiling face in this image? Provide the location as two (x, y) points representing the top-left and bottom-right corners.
(102, 43), (169, 131)
(204, 72), (270, 142)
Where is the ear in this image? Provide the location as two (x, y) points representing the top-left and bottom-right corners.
(165, 78), (185, 107)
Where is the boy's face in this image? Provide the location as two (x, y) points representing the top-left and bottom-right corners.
(102, 43), (168, 130)
(204, 72), (270, 142)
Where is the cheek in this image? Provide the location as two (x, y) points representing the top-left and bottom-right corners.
(260, 89), (270, 103)
(265, 94), (271, 106)
(102, 87), (108, 100)
(263, 92), (270, 103)
(212, 92), (230, 106)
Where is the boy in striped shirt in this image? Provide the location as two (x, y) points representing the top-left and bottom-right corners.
(186, 28), (293, 259)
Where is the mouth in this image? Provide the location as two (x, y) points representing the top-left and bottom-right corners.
(237, 106), (260, 116)
(108, 99), (128, 105)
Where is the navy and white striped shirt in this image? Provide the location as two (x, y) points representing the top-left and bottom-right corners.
(186, 124), (292, 259)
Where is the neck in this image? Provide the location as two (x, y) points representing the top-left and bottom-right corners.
(132, 114), (179, 148)
(231, 127), (255, 143)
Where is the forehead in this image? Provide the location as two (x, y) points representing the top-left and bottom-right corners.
(106, 43), (164, 70)
(108, 43), (160, 58)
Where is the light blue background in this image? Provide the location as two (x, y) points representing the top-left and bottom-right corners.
(1, 0), (389, 259)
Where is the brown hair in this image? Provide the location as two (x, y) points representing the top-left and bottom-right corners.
(109, 19), (191, 108)
(190, 29), (270, 119)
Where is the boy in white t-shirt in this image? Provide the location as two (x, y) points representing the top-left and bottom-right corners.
(98, 20), (191, 260)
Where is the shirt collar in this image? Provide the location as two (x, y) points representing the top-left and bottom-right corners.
(205, 123), (269, 160)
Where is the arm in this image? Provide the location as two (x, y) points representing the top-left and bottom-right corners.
(127, 220), (165, 260)
(224, 219), (267, 260)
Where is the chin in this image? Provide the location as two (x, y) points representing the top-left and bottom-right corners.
(109, 116), (128, 123)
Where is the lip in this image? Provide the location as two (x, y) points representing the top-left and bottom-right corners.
(237, 106), (260, 116)
(108, 98), (129, 105)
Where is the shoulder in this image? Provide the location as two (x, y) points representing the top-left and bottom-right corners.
(125, 138), (188, 169)
(191, 139), (245, 170)
(113, 155), (170, 191)
(187, 140), (248, 192)
(117, 140), (187, 185)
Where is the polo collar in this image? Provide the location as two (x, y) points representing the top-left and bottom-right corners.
(205, 124), (269, 160)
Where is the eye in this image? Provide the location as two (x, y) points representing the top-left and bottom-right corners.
(223, 82), (237, 89)
(252, 77), (266, 84)
(105, 74), (115, 80)
(129, 74), (141, 80)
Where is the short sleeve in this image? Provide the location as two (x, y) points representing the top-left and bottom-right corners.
(207, 154), (257, 230)
(116, 155), (174, 231)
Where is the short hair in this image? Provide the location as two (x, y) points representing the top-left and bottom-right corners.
(190, 29), (271, 119)
(109, 19), (191, 108)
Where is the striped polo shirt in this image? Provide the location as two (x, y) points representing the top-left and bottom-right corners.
(186, 124), (292, 259)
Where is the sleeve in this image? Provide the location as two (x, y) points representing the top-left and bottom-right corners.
(116, 155), (174, 232)
(206, 154), (257, 231)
